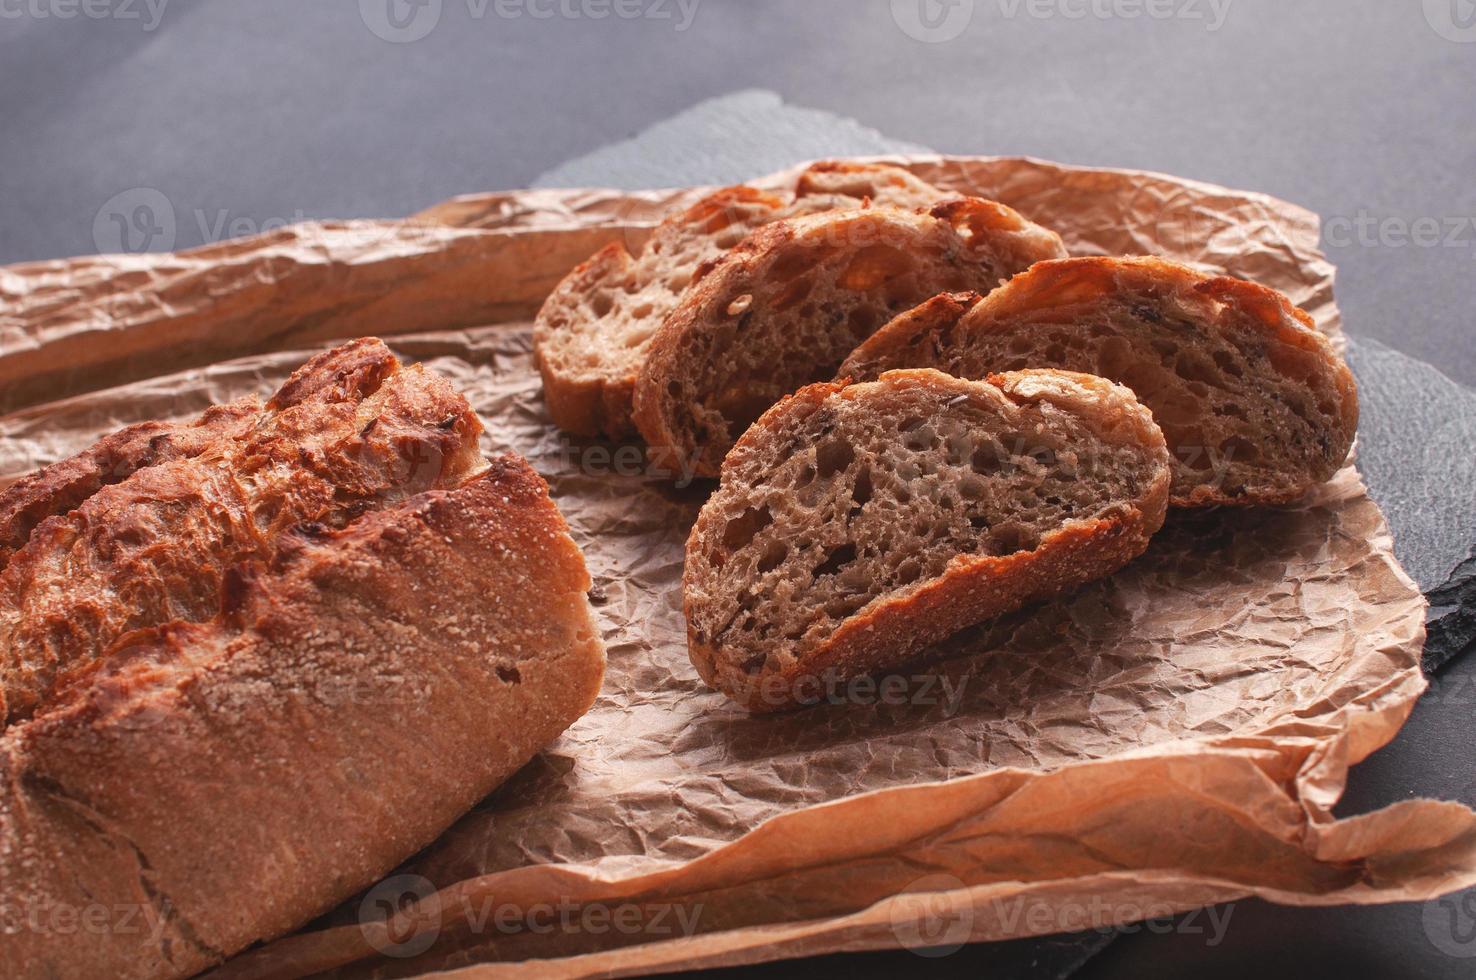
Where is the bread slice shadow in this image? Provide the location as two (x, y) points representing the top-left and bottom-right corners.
(696, 501), (1318, 765)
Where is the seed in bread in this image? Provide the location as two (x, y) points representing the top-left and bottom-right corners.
(684, 368), (1172, 712)
(534, 161), (946, 439)
(839, 256), (1359, 506)
(633, 200), (1069, 480)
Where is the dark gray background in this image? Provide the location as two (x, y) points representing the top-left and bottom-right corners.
(2, 1), (1473, 978)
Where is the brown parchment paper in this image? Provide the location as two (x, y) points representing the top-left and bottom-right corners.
(2, 157), (1473, 979)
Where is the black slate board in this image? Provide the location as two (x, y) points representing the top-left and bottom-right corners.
(1345, 337), (1476, 673)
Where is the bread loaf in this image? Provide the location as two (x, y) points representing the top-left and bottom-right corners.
(683, 369), (1171, 711)
(0, 343), (606, 978)
(0, 338), (485, 725)
(0, 398), (259, 566)
(534, 161), (945, 439)
(840, 257), (1359, 506)
(633, 200), (1069, 479)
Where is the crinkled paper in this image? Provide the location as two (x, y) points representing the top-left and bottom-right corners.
(0, 157), (1470, 979)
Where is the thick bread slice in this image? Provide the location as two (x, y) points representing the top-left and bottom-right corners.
(534, 162), (946, 439)
(0, 458), (606, 979)
(634, 200), (1070, 479)
(0, 398), (260, 569)
(840, 256), (1359, 506)
(684, 368), (1172, 712)
(0, 338), (485, 726)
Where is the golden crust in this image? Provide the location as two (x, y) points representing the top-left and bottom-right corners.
(841, 256), (1359, 507)
(0, 338), (486, 726)
(0, 398), (260, 570)
(1, 458), (605, 978)
(634, 200), (1069, 480)
(534, 163), (951, 440)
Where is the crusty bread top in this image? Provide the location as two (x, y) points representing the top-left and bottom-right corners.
(632, 199), (1070, 479)
(684, 367), (1171, 711)
(532, 162), (946, 438)
(2, 456), (605, 978)
(0, 399), (260, 570)
(840, 256), (1359, 506)
(0, 338), (486, 727)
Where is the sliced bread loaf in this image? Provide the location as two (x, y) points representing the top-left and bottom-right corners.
(839, 256), (1359, 506)
(535, 162), (945, 439)
(633, 200), (1069, 479)
(684, 368), (1172, 712)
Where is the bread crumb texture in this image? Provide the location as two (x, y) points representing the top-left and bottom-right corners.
(684, 368), (1171, 711)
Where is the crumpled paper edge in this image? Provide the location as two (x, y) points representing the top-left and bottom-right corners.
(0, 157), (1463, 979)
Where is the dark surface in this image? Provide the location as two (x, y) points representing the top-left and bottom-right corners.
(2, 0), (1473, 389)
(2, 2), (1474, 978)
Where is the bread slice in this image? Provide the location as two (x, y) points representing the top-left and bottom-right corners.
(684, 368), (1172, 712)
(1, 457), (605, 979)
(0, 338), (486, 725)
(839, 257), (1359, 506)
(0, 398), (260, 568)
(534, 162), (946, 439)
(633, 200), (1070, 479)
